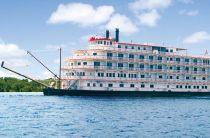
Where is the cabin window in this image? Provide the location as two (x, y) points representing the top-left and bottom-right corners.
(118, 63), (123, 67)
(158, 56), (162, 61)
(202, 77), (206, 80)
(138, 47), (140, 50)
(118, 45), (121, 48)
(83, 62), (87, 65)
(108, 84), (113, 87)
(94, 62), (100, 66)
(100, 83), (103, 87)
(87, 83), (90, 87)
(129, 54), (134, 59)
(159, 75), (163, 79)
(150, 84), (154, 88)
(130, 84), (135, 88)
(139, 55), (144, 59)
(185, 58), (189, 62)
(185, 67), (189, 71)
(129, 64), (134, 68)
(119, 84), (124, 87)
(93, 53), (97, 56)
(107, 53), (113, 57)
(93, 83), (96, 87)
(158, 65), (162, 69)
(149, 56), (153, 60)
(193, 59), (197, 63)
(186, 76), (190, 80)
(141, 84), (145, 88)
(176, 58), (180, 62)
(107, 62), (112, 67)
(141, 75), (145, 78)
(77, 62), (81, 65)
(140, 64), (144, 69)
(118, 53), (124, 58)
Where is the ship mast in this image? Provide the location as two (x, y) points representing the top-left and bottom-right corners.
(59, 47), (62, 89)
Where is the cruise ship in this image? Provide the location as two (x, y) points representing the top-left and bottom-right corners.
(1, 28), (210, 96)
(43, 28), (209, 96)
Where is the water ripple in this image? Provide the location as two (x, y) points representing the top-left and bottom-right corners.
(0, 92), (210, 137)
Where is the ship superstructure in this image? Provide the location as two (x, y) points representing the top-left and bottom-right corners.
(61, 29), (210, 92)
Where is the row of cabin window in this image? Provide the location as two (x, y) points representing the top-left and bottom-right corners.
(176, 85), (208, 89)
(97, 41), (112, 45)
(97, 72), (207, 80)
(87, 83), (208, 89)
(76, 62), (207, 72)
(66, 72), (85, 76)
(87, 83), (154, 88)
(107, 53), (210, 64)
(99, 62), (208, 71)
(117, 45), (169, 53)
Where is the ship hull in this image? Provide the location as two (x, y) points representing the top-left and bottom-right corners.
(43, 88), (210, 97)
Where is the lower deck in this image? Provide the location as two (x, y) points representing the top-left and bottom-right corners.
(61, 80), (210, 92)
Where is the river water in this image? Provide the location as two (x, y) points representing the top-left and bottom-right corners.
(0, 92), (210, 137)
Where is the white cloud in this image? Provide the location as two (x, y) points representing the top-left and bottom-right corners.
(129, 0), (172, 27)
(0, 43), (26, 58)
(137, 10), (161, 27)
(129, 0), (172, 12)
(106, 14), (138, 35)
(48, 3), (114, 26)
(179, 9), (198, 16)
(0, 41), (30, 78)
(183, 31), (210, 44)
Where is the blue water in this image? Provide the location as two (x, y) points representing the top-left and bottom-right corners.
(1, 93), (210, 137)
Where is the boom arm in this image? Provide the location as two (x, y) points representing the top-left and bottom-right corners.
(1, 61), (50, 88)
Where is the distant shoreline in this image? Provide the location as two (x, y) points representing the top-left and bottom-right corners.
(0, 77), (56, 92)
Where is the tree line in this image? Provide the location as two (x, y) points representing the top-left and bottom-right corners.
(0, 77), (56, 92)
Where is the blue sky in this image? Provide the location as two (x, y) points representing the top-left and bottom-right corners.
(0, 0), (210, 79)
